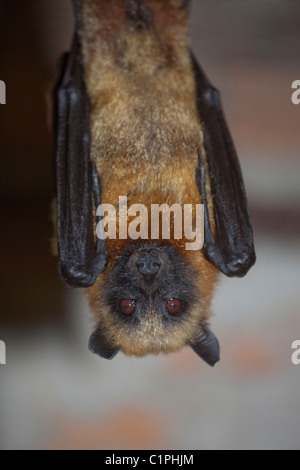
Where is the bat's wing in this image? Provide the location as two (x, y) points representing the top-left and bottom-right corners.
(54, 23), (107, 287)
(193, 56), (256, 277)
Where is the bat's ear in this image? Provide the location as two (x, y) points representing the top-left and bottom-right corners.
(189, 326), (220, 367)
(89, 328), (120, 360)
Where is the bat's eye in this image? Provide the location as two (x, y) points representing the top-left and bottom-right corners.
(166, 298), (182, 315)
(119, 299), (135, 315)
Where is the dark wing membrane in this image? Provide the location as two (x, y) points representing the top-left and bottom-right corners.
(192, 55), (256, 277)
(54, 32), (107, 287)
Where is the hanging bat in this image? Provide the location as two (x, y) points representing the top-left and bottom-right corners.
(54, 0), (256, 366)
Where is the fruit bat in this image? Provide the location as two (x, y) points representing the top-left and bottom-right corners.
(54, 0), (256, 366)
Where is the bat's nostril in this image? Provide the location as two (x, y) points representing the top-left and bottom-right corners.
(136, 260), (146, 273)
(149, 259), (161, 274)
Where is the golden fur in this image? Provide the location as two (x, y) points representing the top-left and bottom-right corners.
(77, 0), (218, 356)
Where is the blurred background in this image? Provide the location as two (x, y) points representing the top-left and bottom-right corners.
(0, 0), (299, 450)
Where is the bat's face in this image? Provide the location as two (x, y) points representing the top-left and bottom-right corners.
(87, 241), (220, 364)
(101, 242), (197, 355)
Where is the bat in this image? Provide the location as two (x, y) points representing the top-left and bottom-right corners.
(54, 0), (256, 366)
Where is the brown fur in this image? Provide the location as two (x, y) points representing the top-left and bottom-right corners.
(78, 0), (218, 356)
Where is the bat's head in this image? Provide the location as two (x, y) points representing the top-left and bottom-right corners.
(87, 241), (220, 366)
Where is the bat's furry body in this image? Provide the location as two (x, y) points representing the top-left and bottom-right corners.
(54, 0), (255, 364)
(80, 0), (213, 242)
(80, 0), (216, 356)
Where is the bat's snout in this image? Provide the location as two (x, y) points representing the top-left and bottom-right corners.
(136, 250), (161, 281)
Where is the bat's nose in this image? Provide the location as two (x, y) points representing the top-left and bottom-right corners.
(136, 251), (161, 279)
